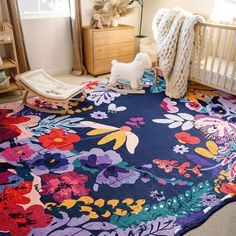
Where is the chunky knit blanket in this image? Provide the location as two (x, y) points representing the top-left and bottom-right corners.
(152, 8), (204, 98)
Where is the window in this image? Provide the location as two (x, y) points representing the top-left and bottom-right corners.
(212, 0), (236, 22)
(18, 0), (70, 18)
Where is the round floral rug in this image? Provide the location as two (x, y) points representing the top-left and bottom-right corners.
(0, 76), (236, 236)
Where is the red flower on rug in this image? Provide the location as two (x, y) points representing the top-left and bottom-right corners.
(40, 171), (90, 203)
(85, 81), (98, 90)
(153, 159), (178, 173)
(220, 182), (236, 195)
(175, 132), (200, 144)
(0, 204), (52, 236)
(0, 181), (32, 210)
(0, 109), (31, 143)
(38, 128), (80, 150)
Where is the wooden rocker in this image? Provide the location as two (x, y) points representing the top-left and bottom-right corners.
(16, 69), (87, 115)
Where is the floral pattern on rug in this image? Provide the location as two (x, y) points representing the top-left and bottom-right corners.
(0, 77), (236, 236)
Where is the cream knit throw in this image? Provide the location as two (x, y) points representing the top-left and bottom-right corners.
(152, 8), (204, 98)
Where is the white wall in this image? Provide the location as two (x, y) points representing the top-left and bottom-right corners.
(143, 0), (215, 38)
(17, 1), (140, 76)
(81, 0), (140, 35)
(22, 17), (72, 75)
(0, 1), (140, 76)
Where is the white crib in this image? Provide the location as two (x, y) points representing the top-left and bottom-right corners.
(190, 22), (236, 95)
(155, 21), (236, 95)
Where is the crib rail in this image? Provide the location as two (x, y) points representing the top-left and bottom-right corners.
(189, 21), (236, 95)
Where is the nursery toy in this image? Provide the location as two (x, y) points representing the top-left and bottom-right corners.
(89, 13), (104, 29)
(107, 52), (152, 94)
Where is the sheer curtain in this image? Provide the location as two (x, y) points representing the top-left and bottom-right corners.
(69, 0), (86, 75)
(1, 0), (30, 73)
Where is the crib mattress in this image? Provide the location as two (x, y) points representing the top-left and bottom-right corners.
(191, 56), (236, 91)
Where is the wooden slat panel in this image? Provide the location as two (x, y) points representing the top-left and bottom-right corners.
(216, 29), (228, 86)
(197, 25), (206, 81)
(94, 42), (134, 60)
(203, 26), (214, 82)
(190, 25), (199, 76)
(94, 55), (134, 75)
(209, 27), (222, 84)
(223, 30), (236, 89)
(93, 29), (134, 46)
(231, 57), (236, 91)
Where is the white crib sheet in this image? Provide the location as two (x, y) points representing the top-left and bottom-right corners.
(191, 56), (236, 91)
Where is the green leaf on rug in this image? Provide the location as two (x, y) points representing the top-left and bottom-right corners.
(110, 181), (213, 228)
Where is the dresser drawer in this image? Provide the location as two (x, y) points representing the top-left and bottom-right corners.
(94, 55), (134, 75)
(83, 25), (135, 75)
(94, 42), (134, 60)
(93, 29), (134, 46)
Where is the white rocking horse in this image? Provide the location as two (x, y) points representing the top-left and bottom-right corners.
(107, 52), (152, 94)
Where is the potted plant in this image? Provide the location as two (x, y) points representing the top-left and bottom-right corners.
(129, 0), (146, 38)
(90, 0), (135, 28)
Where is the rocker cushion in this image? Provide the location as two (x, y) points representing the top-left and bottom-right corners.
(17, 69), (84, 100)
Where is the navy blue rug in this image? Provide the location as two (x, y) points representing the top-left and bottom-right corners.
(0, 74), (236, 236)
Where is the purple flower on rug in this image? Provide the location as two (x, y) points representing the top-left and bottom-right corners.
(201, 194), (221, 207)
(29, 150), (76, 175)
(227, 115), (236, 123)
(104, 216), (181, 236)
(78, 148), (122, 170)
(87, 85), (120, 106)
(90, 111), (108, 119)
(134, 216), (181, 236)
(194, 115), (236, 143)
(206, 104), (230, 118)
(96, 166), (140, 188)
(1, 144), (35, 162)
(150, 190), (165, 201)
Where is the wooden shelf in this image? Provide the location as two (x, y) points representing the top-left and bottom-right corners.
(0, 40), (13, 45)
(0, 22), (20, 94)
(0, 58), (17, 70)
(0, 80), (19, 94)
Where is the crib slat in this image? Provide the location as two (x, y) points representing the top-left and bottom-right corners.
(231, 54), (236, 91)
(197, 25), (206, 81)
(223, 30), (236, 89)
(215, 29), (228, 86)
(203, 26), (214, 82)
(209, 27), (222, 85)
(191, 25), (199, 76)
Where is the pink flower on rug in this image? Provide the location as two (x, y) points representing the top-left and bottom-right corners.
(185, 102), (202, 111)
(40, 171), (90, 203)
(229, 161), (236, 180)
(160, 98), (179, 113)
(1, 144), (35, 162)
(125, 117), (145, 128)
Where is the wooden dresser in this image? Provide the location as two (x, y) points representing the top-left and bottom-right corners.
(82, 25), (135, 76)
